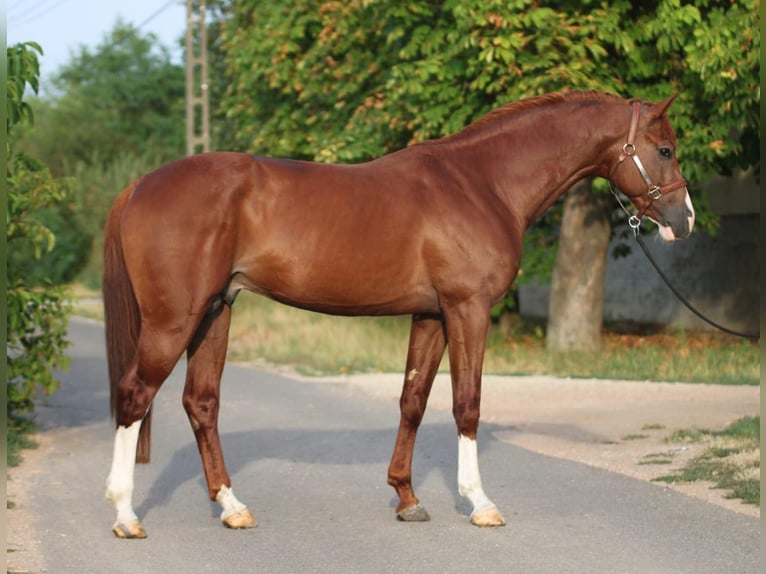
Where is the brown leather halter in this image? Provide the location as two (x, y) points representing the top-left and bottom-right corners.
(609, 102), (687, 230)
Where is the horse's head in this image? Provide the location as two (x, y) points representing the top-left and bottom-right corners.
(609, 96), (695, 241)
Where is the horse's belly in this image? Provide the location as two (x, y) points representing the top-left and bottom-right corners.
(232, 254), (439, 317)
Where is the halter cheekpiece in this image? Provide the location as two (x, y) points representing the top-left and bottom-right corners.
(609, 102), (687, 231)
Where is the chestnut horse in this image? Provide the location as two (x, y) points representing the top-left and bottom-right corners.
(104, 91), (694, 538)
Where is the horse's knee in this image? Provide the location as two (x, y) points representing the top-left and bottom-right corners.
(399, 395), (427, 428)
(452, 402), (480, 438)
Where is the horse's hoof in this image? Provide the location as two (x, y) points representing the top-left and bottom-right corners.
(112, 519), (147, 539)
(222, 507), (257, 529)
(470, 506), (506, 527)
(396, 504), (431, 522)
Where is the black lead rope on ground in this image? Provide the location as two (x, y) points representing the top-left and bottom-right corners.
(634, 233), (760, 340)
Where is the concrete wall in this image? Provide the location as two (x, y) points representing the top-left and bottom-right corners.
(519, 172), (760, 333)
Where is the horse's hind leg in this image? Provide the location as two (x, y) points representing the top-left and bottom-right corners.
(183, 304), (256, 529)
(387, 314), (446, 521)
(107, 419), (145, 538)
(106, 326), (192, 538)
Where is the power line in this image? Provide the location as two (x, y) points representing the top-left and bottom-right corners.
(136, 0), (178, 31)
(9, 0), (178, 32)
(8, 0), (56, 21)
(9, 0), (74, 27)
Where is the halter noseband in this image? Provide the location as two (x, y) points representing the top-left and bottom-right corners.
(609, 102), (687, 231)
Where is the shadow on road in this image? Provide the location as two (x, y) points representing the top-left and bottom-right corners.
(135, 420), (512, 522)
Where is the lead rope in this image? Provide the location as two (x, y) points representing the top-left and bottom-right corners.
(610, 187), (759, 340)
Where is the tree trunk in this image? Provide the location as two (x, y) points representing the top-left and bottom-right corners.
(546, 178), (613, 351)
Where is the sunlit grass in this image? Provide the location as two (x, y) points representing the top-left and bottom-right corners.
(73, 286), (759, 384)
(654, 416), (760, 506)
(226, 294), (759, 384)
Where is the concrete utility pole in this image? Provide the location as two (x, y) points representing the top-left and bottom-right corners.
(185, 0), (210, 155)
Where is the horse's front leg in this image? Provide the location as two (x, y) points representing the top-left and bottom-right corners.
(183, 304), (256, 530)
(387, 314), (446, 521)
(444, 299), (506, 527)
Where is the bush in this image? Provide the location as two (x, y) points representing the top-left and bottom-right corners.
(7, 42), (73, 416)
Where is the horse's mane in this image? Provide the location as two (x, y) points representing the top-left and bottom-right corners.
(430, 90), (631, 144)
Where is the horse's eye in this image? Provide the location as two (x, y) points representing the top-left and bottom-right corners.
(659, 147), (673, 159)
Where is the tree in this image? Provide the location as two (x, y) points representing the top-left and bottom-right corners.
(219, 0), (625, 161)
(545, 179), (614, 350)
(18, 19), (186, 175)
(15, 21), (187, 286)
(7, 42), (73, 415)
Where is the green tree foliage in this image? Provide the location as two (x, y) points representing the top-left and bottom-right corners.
(221, 0), (622, 161)
(7, 42), (73, 414)
(21, 20), (186, 174)
(15, 21), (187, 286)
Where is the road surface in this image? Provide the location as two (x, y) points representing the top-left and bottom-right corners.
(7, 318), (760, 573)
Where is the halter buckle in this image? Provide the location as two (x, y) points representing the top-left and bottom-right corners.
(648, 186), (662, 200)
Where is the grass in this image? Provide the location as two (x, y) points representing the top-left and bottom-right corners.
(622, 434), (649, 441)
(7, 416), (38, 469)
(638, 452), (675, 465)
(226, 294), (759, 384)
(7, 416), (38, 510)
(654, 416), (760, 506)
(71, 287), (759, 384)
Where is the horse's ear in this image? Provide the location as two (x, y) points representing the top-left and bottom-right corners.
(649, 94), (678, 119)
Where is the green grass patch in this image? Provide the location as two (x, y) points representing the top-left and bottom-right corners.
(723, 479), (759, 505)
(665, 428), (709, 444)
(7, 416), (38, 468)
(642, 423), (666, 431)
(7, 416), (39, 510)
(709, 446), (741, 458)
(655, 458), (739, 484)
(714, 415), (759, 442)
(622, 434), (649, 441)
(638, 453), (674, 465)
(654, 416), (760, 506)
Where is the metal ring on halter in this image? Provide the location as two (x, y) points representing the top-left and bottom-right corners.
(622, 143), (636, 155)
(628, 215), (641, 231)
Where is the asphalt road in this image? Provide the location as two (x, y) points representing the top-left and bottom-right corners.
(14, 318), (760, 573)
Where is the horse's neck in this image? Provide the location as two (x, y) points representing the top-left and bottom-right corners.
(444, 101), (626, 229)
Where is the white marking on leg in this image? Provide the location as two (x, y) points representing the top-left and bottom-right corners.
(216, 484), (247, 521)
(105, 420), (142, 526)
(457, 435), (496, 515)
